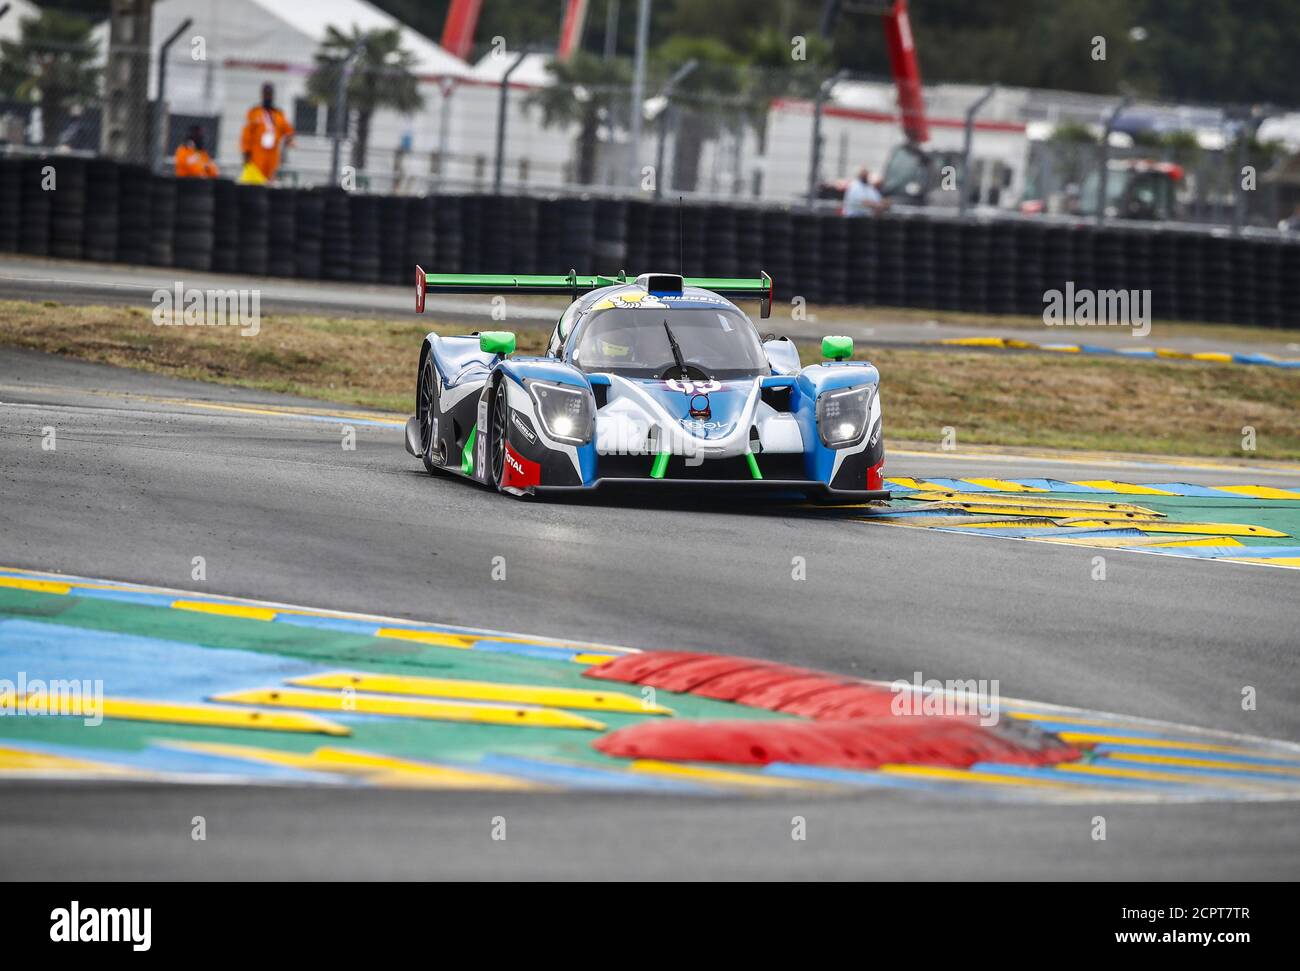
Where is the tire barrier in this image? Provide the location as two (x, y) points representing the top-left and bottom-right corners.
(174, 178), (214, 272)
(704, 203), (738, 279)
(821, 212), (848, 306)
(459, 194), (482, 273)
(624, 199), (651, 278)
(210, 178), (241, 274)
(0, 159), (23, 253)
(791, 212), (824, 305)
(510, 196), (540, 276)
(84, 160), (119, 263)
(348, 193), (381, 283)
(148, 175), (176, 268)
(760, 208), (795, 305)
(594, 198), (628, 276)
(321, 188), (350, 282)
(680, 203), (708, 281)
(2, 156), (1297, 326)
(49, 157), (87, 261)
(733, 207), (763, 287)
(267, 186), (296, 278)
(115, 165), (151, 266)
(378, 195), (409, 286)
(403, 196), (435, 285)
(293, 188), (323, 280)
(649, 200), (680, 273)
(475, 194), (511, 274)
(542, 198), (596, 276)
(432, 193), (462, 274)
(19, 159), (52, 257)
(236, 184), (269, 277)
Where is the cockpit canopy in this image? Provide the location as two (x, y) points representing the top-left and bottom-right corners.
(571, 306), (771, 379)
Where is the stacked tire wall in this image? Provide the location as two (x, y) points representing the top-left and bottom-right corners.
(174, 179), (214, 271)
(0, 155), (1296, 327)
(84, 161), (119, 262)
(116, 165), (151, 265)
(49, 158), (86, 260)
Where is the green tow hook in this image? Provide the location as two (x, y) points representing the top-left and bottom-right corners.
(650, 451), (671, 479)
(745, 450), (762, 480)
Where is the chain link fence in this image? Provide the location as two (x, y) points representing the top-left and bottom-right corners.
(1, 6), (1297, 236)
(0, 7), (117, 157)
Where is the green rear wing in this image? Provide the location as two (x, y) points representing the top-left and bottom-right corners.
(415, 267), (772, 318)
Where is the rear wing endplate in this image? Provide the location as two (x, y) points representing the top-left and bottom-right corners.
(687, 272), (773, 318)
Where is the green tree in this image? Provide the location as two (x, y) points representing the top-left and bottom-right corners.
(743, 27), (831, 154)
(653, 37), (744, 192)
(371, 0), (1300, 107)
(306, 25), (423, 171)
(1157, 130), (1202, 168)
(1049, 121), (1101, 185)
(0, 9), (98, 147)
(526, 52), (631, 186)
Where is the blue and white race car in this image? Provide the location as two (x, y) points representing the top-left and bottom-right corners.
(404, 268), (887, 500)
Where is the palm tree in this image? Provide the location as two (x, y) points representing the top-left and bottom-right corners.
(526, 52), (631, 186)
(0, 9), (98, 147)
(742, 27), (831, 156)
(652, 37), (744, 193)
(306, 25), (423, 171)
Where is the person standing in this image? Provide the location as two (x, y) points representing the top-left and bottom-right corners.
(173, 125), (219, 178)
(842, 167), (889, 216)
(240, 83), (295, 183)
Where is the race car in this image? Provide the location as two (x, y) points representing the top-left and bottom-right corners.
(403, 268), (887, 500)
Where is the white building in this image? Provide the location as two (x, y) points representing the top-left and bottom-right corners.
(147, 1), (766, 198)
(150, 0), (470, 190)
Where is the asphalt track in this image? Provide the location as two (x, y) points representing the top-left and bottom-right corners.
(2, 345), (1298, 879)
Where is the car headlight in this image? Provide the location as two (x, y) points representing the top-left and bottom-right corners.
(817, 385), (871, 448)
(527, 380), (594, 444)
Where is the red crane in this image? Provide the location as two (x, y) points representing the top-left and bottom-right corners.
(820, 0), (930, 145)
(879, 0), (929, 143)
(440, 0), (590, 63)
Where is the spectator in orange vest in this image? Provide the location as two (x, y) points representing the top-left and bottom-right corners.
(240, 82), (295, 182)
(174, 126), (219, 178)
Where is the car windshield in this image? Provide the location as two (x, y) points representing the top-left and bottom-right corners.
(572, 306), (771, 378)
(880, 145), (926, 195)
(1078, 169), (1131, 215)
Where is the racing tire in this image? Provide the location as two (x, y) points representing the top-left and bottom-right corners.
(485, 381), (538, 500)
(417, 354), (448, 476)
(487, 378), (509, 493)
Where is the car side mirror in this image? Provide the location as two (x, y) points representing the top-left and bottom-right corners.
(822, 335), (853, 362)
(762, 337), (801, 374)
(480, 331), (516, 356)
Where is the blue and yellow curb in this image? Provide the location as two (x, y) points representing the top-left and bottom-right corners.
(2, 566), (1299, 801)
(865, 478), (1300, 569)
(938, 335), (1300, 369)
